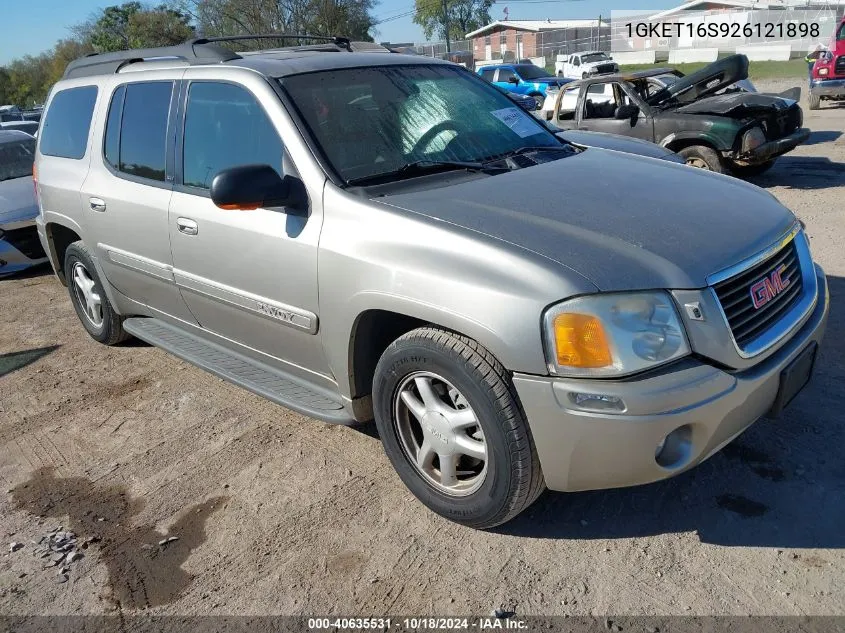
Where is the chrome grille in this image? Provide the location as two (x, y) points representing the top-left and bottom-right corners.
(835, 55), (845, 76)
(713, 238), (803, 349)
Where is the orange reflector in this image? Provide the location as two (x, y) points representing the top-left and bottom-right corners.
(553, 313), (613, 368)
(217, 202), (262, 211)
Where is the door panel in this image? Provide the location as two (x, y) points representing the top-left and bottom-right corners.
(169, 79), (330, 382)
(577, 82), (655, 141)
(82, 77), (197, 323)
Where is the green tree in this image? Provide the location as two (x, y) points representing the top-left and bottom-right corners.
(413, 0), (492, 41)
(79, 2), (194, 52)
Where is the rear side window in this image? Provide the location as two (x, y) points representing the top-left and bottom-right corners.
(182, 82), (283, 190)
(104, 81), (173, 182)
(479, 68), (495, 81)
(39, 86), (98, 159)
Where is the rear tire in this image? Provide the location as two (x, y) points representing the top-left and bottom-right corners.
(64, 241), (129, 346)
(679, 145), (727, 173)
(373, 327), (545, 529)
(731, 159), (776, 178)
(808, 93), (821, 110)
(530, 93), (545, 109)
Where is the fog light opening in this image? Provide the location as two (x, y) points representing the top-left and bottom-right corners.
(567, 392), (625, 412)
(655, 425), (693, 469)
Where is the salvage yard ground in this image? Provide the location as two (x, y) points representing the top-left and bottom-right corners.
(1, 78), (843, 617)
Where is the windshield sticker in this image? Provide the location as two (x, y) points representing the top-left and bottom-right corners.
(490, 107), (538, 138)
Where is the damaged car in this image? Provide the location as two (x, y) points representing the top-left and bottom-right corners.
(542, 54), (809, 176)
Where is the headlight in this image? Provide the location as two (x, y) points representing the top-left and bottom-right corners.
(741, 126), (766, 153)
(818, 67), (829, 76)
(543, 291), (690, 377)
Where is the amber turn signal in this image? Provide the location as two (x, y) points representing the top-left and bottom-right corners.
(552, 313), (613, 368)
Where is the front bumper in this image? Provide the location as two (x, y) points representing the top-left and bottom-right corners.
(514, 265), (829, 493)
(810, 78), (845, 98)
(0, 219), (48, 277)
(736, 127), (810, 164)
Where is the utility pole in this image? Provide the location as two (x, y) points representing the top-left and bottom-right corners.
(443, 0), (451, 54)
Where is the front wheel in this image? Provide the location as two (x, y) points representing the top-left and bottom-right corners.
(678, 145), (727, 173)
(808, 93), (821, 110)
(531, 93), (545, 109)
(373, 327), (545, 529)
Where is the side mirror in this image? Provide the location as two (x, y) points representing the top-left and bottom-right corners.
(508, 76), (520, 84)
(210, 164), (306, 214)
(615, 104), (639, 120)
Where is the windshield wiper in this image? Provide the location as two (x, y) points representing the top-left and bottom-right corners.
(346, 159), (492, 186)
(484, 144), (577, 164)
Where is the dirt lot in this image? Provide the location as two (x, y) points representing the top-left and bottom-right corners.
(1, 79), (843, 619)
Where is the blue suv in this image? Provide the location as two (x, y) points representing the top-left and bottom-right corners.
(477, 63), (572, 108)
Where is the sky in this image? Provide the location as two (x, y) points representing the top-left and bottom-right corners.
(0, 0), (679, 64)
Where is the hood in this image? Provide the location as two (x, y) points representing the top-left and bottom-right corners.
(0, 176), (39, 225)
(378, 149), (795, 291)
(648, 54), (749, 107)
(556, 130), (683, 162)
(673, 91), (796, 116)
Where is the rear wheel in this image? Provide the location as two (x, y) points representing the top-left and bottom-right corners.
(808, 93), (821, 110)
(678, 145), (727, 173)
(64, 242), (129, 345)
(530, 93), (545, 109)
(731, 159), (776, 178)
(582, 72), (588, 79)
(373, 327), (545, 529)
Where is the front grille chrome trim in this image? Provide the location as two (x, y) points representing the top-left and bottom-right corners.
(706, 222), (818, 360)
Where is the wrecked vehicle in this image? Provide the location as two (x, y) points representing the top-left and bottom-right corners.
(542, 55), (809, 176)
(809, 16), (845, 110)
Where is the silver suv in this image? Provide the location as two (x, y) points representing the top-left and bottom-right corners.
(35, 37), (829, 529)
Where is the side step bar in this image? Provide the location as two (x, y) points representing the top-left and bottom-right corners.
(122, 317), (353, 425)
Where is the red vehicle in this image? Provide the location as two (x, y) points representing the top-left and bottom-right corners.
(809, 16), (845, 110)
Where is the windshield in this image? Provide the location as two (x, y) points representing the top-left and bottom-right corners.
(281, 64), (560, 184)
(514, 64), (550, 79)
(0, 137), (35, 182)
(581, 53), (610, 64)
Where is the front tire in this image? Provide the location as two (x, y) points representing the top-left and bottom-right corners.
(530, 93), (545, 109)
(679, 144), (727, 173)
(64, 241), (129, 345)
(373, 327), (545, 529)
(808, 93), (821, 110)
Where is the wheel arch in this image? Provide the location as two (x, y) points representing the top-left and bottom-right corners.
(661, 133), (724, 154)
(44, 221), (83, 285)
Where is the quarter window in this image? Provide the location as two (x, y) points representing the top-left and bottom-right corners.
(182, 82), (283, 190)
(39, 86), (98, 159)
(103, 85), (125, 170)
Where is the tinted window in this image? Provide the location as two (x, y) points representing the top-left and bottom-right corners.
(480, 69), (496, 81)
(182, 82), (283, 190)
(0, 136), (36, 181)
(104, 85), (125, 170)
(119, 82), (173, 181)
(514, 65), (548, 79)
(40, 86), (97, 159)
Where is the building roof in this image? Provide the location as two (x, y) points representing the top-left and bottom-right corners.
(648, 0), (793, 20)
(465, 19), (608, 39)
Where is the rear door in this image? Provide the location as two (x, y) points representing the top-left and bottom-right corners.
(80, 72), (197, 322)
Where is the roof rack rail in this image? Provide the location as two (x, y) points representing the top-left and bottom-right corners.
(62, 33), (354, 79)
(63, 41), (241, 79)
(192, 34), (353, 52)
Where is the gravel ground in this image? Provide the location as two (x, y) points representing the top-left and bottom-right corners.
(1, 79), (843, 618)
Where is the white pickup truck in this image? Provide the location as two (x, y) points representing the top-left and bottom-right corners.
(555, 51), (618, 79)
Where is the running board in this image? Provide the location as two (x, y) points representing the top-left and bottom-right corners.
(122, 317), (353, 425)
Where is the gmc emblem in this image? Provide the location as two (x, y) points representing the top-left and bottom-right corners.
(750, 264), (790, 309)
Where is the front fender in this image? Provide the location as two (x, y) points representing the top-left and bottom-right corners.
(660, 131), (732, 152)
(318, 184), (596, 400)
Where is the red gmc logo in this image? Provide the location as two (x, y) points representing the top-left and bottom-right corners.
(750, 264), (790, 309)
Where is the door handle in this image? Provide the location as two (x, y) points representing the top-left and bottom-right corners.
(89, 197), (106, 212)
(176, 217), (198, 236)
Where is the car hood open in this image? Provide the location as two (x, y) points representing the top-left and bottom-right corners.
(378, 148), (795, 291)
(648, 54), (749, 107)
